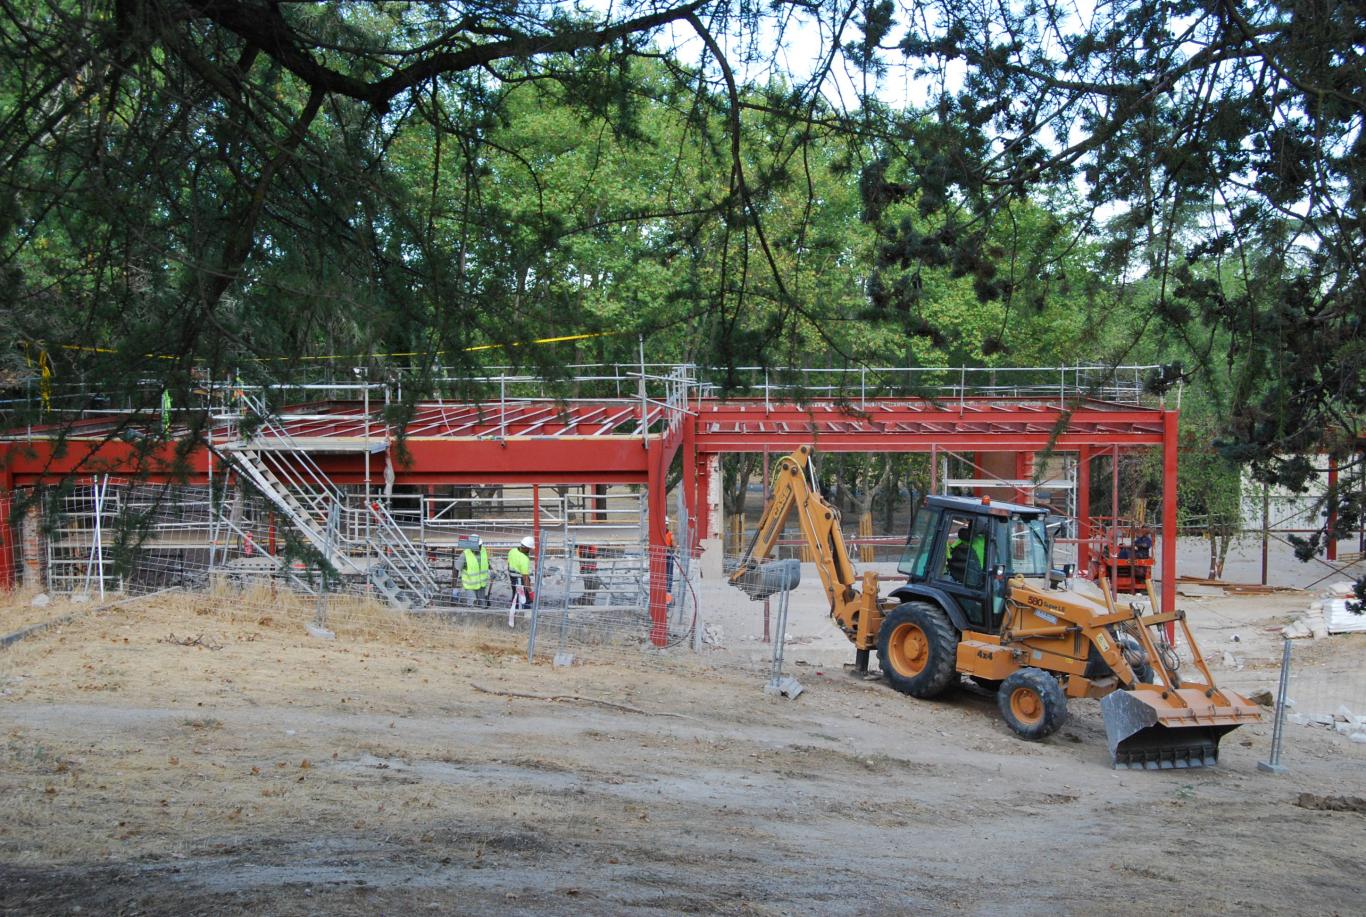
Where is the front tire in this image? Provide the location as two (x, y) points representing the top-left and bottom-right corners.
(877, 603), (959, 698)
(997, 668), (1068, 740)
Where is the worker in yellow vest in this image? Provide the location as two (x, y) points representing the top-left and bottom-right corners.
(507, 536), (534, 623)
(459, 535), (491, 607)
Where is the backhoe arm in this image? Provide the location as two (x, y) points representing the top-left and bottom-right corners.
(728, 446), (871, 640)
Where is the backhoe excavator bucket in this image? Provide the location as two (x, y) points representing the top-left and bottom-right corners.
(1101, 687), (1259, 770)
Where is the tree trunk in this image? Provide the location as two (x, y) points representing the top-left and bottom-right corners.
(854, 459), (894, 520)
(723, 454), (758, 518)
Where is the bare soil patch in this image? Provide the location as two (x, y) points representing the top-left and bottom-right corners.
(1, 587), (1363, 915)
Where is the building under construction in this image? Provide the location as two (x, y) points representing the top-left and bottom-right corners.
(0, 364), (1182, 645)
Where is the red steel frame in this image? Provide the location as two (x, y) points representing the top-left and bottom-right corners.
(0, 395), (1179, 639)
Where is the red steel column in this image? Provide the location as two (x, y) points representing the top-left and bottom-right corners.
(532, 484), (541, 562)
(681, 414), (698, 552)
(1327, 457), (1339, 562)
(1161, 409), (1179, 616)
(762, 447), (770, 644)
(1013, 451), (1031, 504)
(646, 439), (668, 646)
(1110, 445), (1120, 589)
(694, 451), (711, 554)
(1077, 446), (1091, 576)
(0, 472), (14, 590)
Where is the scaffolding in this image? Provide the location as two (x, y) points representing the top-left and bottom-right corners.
(2, 361), (1182, 637)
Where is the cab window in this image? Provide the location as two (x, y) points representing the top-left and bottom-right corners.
(940, 514), (986, 588)
(897, 510), (936, 579)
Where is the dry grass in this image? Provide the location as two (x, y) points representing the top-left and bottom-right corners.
(0, 582), (84, 636)
(0, 587), (559, 866)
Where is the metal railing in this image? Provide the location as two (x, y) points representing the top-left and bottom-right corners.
(2, 361), (1166, 443)
(215, 391), (440, 607)
(693, 364), (1163, 408)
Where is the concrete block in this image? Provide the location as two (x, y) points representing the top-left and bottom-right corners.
(305, 623), (335, 640)
(1283, 619), (1313, 639)
(763, 675), (804, 699)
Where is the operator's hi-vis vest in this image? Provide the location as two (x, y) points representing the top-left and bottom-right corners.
(507, 546), (531, 578)
(461, 545), (490, 590)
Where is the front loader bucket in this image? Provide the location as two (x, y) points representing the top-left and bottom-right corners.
(1101, 688), (1257, 770)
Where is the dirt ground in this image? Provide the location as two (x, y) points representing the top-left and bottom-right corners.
(1, 581), (1364, 916)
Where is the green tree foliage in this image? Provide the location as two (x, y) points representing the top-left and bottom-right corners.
(853, 0), (1364, 562)
(0, 1), (1360, 570)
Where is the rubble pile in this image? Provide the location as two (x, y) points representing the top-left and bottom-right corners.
(1286, 704), (1366, 744)
(1281, 581), (1362, 639)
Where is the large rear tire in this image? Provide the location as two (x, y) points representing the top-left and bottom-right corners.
(997, 668), (1068, 740)
(877, 603), (958, 699)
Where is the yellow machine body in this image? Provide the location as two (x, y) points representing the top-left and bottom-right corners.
(729, 445), (1260, 769)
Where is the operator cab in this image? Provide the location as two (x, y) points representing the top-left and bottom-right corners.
(897, 495), (1051, 633)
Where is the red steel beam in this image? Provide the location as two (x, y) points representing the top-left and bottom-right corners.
(1161, 409), (1179, 617)
(694, 433), (1163, 451)
(0, 436), (651, 487)
(0, 438), (213, 487)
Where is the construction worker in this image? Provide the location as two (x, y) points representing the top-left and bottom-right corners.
(946, 526), (985, 583)
(1133, 529), (1153, 559)
(663, 516), (677, 603)
(507, 536), (534, 615)
(459, 534), (491, 608)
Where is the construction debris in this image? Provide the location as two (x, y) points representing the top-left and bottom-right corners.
(1295, 793), (1366, 814)
(1287, 704), (1366, 743)
(1176, 576), (1301, 595)
(1324, 599), (1366, 635)
(161, 633), (223, 650)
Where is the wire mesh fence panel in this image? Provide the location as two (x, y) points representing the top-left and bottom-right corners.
(525, 531), (698, 665)
(1279, 593), (1366, 749)
(17, 478), (705, 662)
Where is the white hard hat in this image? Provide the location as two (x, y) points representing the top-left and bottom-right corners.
(520, 536), (534, 549)
(469, 533), (481, 544)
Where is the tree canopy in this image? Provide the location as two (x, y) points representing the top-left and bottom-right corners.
(1, 1), (1361, 555)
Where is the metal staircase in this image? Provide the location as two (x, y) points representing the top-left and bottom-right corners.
(215, 393), (439, 608)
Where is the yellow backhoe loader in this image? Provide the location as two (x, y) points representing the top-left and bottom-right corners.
(729, 445), (1260, 769)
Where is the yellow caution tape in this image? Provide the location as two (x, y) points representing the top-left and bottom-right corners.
(54, 330), (617, 364)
